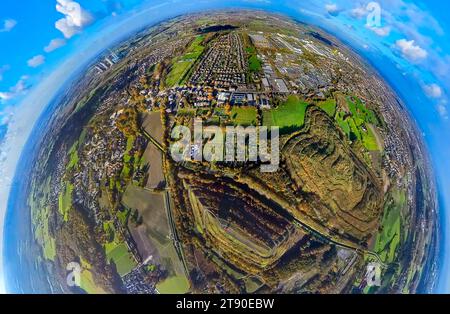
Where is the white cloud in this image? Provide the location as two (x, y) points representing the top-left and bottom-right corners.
(0, 93), (13, 102)
(395, 39), (428, 63)
(0, 76), (30, 103)
(0, 19), (17, 32)
(0, 110), (13, 126)
(423, 84), (442, 99)
(55, 0), (94, 39)
(27, 55), (45, 68)
(325, 4), (341, 16)
(350, 6), (367, 19)
(368, 26), (391, 37)
(44, 38), (67, 52)
(437, 103), (448, 120)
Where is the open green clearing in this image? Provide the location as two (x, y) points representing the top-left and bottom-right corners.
(121, 135), (135, 179)
(156, 275), (190, 294)
(263, 95), (309, 131)
(103, 209), (137, 277)
(166, 36), (205, 87)
(30, 176), (56, 261)
(317, 98), (337, 117)
(362, 127), (379, 151)
(58, 181), (73, 222)
(107, 243), (137, 276)
(35, 205), (56, 261)
(373, 190), (404, 264)
(333, 95), (380, 151)
(230, 106), (257, 126)
(347, 96), (379, 125)
(67, 141), (79, 170)
(80, 258), (106, 294)
(246, 46), (262, 72)
(105, 240), (137, 277)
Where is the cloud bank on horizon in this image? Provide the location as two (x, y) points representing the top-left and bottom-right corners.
(318, 0), (448, 120)
(0, 0), (449, 293)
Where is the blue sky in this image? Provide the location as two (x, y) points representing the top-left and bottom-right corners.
(1, 1), (449, 132)
(0, 0), (449, 293)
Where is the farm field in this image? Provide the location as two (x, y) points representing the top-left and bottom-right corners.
(80, 259), (107, 294)
(156, 275), (190, 294)
(122, 185), (168, 243)
(105, 242), (137, 276)
(142, 111), (164, 144)
(166, 35), (205, 87)
(263, 95), (309, 131)
(230, 106), (257, 126)
(333, 95), (381, 151)
(245, 46), (262, 72)
(373, 190), (404, 263)
(58, 182), (73, 222)
(317, 98), (337, 117)
(142, 142), (165, 189)
(122, 184), (189, 293)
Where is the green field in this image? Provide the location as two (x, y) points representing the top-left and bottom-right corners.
(263, 95), (309, 131)
(373, 191), (404, 264)
(317, 98), (337, 117)
(30, 176), (56, 261)
(105, 242), (137, 276)
(67, 141), (79, 170)
(230, 106), (257, 126)
(156, 275), (190, 294)
(246, 46), (262, 72)
(362, 126), (379, 151)
(35, 206), (56, 261)
(347, 96), (379, 126)
(117, 208), (131, 225)
(80, 258), (106, 294)
(103, 209), (137, 277)
(166, 36), (205, 87)
(334, 96), (380, 151)
(58, 182), (73, 222)
(121, 135), (135, 178)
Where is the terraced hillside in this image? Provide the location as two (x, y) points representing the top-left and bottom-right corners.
(178, 170), (305, 274)
(283, 108), (384, 244)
